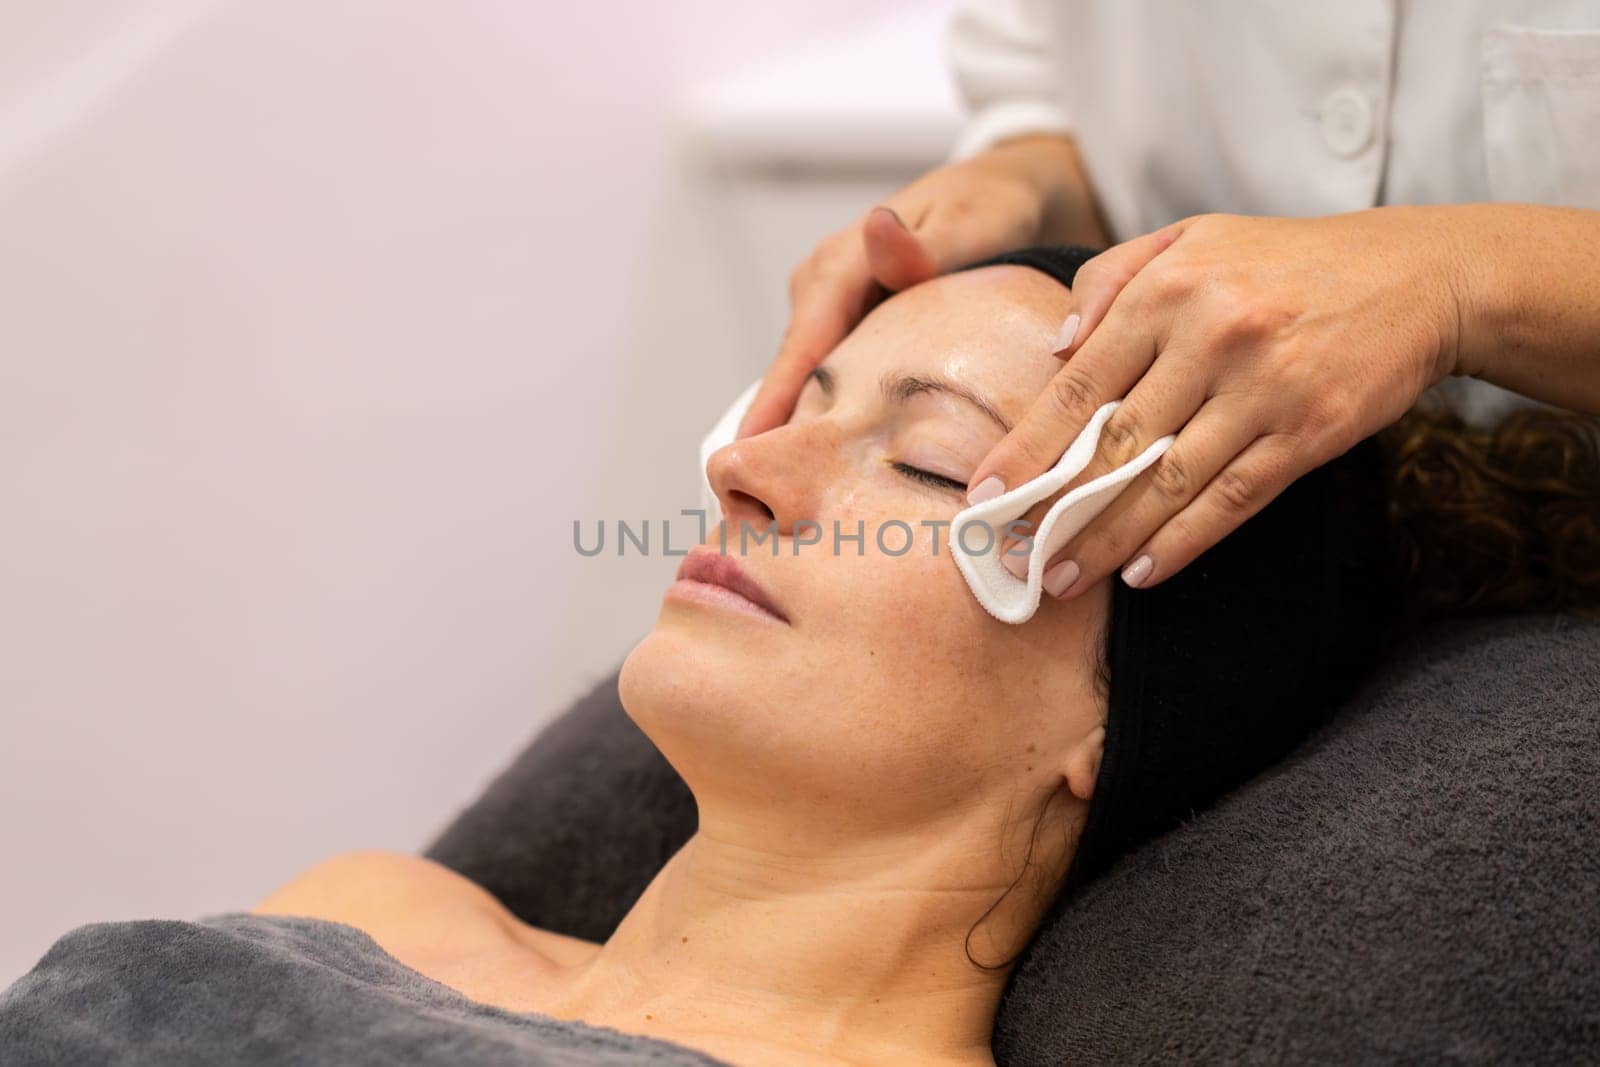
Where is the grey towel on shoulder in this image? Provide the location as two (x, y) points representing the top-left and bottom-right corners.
(0, 912), (731, 1066)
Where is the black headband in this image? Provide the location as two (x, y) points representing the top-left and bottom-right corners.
(957, 245), (1401, 908)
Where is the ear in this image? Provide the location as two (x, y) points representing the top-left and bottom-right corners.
(1063, 724), (1106, 802)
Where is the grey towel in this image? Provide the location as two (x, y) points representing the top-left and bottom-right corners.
(0, 912), (731, 1066)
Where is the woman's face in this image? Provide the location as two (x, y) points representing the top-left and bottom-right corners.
(620, 265), (1109, 848)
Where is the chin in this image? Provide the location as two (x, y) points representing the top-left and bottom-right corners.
(622, 594), (785, 712)
(618, 618), (815, 797)
(619, 623), (745, 755)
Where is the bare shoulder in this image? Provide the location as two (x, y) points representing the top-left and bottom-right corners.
(252, 850), (601, 968)
(253, 849), (499, 928)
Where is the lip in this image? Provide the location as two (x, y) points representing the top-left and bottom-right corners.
(670, 546), (790, 625)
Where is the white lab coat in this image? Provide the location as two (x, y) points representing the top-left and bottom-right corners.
(943, 0), (1600, 423)
(946, 0), (1600, 241)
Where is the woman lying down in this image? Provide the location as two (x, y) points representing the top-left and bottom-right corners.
(4, 247), (1598, 1067)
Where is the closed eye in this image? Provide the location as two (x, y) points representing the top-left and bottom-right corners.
(892, 462), (968, 494)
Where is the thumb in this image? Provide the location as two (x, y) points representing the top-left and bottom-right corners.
(864, 199), (1034, 292)
(862, 206), (939, 292)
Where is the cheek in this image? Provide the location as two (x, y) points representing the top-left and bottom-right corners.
(809, 519), (1104, 790)
(806, 525), (1026, 786)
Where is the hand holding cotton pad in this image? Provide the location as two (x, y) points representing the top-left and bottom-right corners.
(697, 380), (1173, 625)
(949, 403), (1173, 623)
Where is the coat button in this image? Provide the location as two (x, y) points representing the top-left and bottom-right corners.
(1318, 87), (1375, 157)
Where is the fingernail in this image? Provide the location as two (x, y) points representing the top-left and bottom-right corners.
(1122, 554), (1154, 588)
(871, 205), (907, 230)
(966, 476), (1005, 505)
(1044, 559), (1081, 598)
(1055, 312), (1081, 353)
(1002, 543), (1029, 579)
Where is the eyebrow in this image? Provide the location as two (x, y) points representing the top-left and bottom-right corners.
(807, 365), (1013, 435)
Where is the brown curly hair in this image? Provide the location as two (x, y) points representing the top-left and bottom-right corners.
(1374, 395), (1600, 633)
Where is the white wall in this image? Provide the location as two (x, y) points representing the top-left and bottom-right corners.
(0, 0), (941, 984)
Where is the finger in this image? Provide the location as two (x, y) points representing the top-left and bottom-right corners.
(862, 206), (940, 292)
(967, 287), (1161, 503)
(744, 190), (1044, 440)
(1037, 397), (1264, 599)
(740, 198), (963, 439)
(1114, 432), (1304, 592)
(993, 345), (1217, 584)
(737, 266), (882, 439)
(1054, 218), (1189, 360)
(866, 198), (1038, 293)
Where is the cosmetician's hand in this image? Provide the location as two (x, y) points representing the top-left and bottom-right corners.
(973, 207), (1470, 599)
(735, 134), (1107, 438)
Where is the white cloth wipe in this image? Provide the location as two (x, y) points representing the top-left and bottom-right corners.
(697, 379), (1173, 624)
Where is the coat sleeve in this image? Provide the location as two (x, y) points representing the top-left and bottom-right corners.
(943, 0), (1076, 163)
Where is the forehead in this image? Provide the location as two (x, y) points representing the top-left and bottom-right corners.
(820, 264), (1071, 425)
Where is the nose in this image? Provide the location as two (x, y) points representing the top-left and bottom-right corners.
(705, 421), (836, 540)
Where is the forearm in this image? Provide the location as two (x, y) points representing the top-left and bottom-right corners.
(985, 132), (1111, 249)
(1444, 202), (1600, 415)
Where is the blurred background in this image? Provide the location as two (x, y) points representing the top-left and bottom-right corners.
(0, 0), (965, 982)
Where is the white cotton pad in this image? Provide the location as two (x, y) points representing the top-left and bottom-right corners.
(949, 402), (1173, 623)
(697, 381), (1173, 625)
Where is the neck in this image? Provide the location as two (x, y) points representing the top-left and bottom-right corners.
(538, 792), (1077, 1065)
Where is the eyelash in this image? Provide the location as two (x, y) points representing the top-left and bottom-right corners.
(891, 462), (967, 494)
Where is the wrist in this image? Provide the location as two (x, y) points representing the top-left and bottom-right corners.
(1382, 203), (1600, 414)
(1422, 202), (1567, 389)
(985, 133), (1111, 248)
(1432, 204), (1496, 384)
(1384, 203), (1491, 386)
